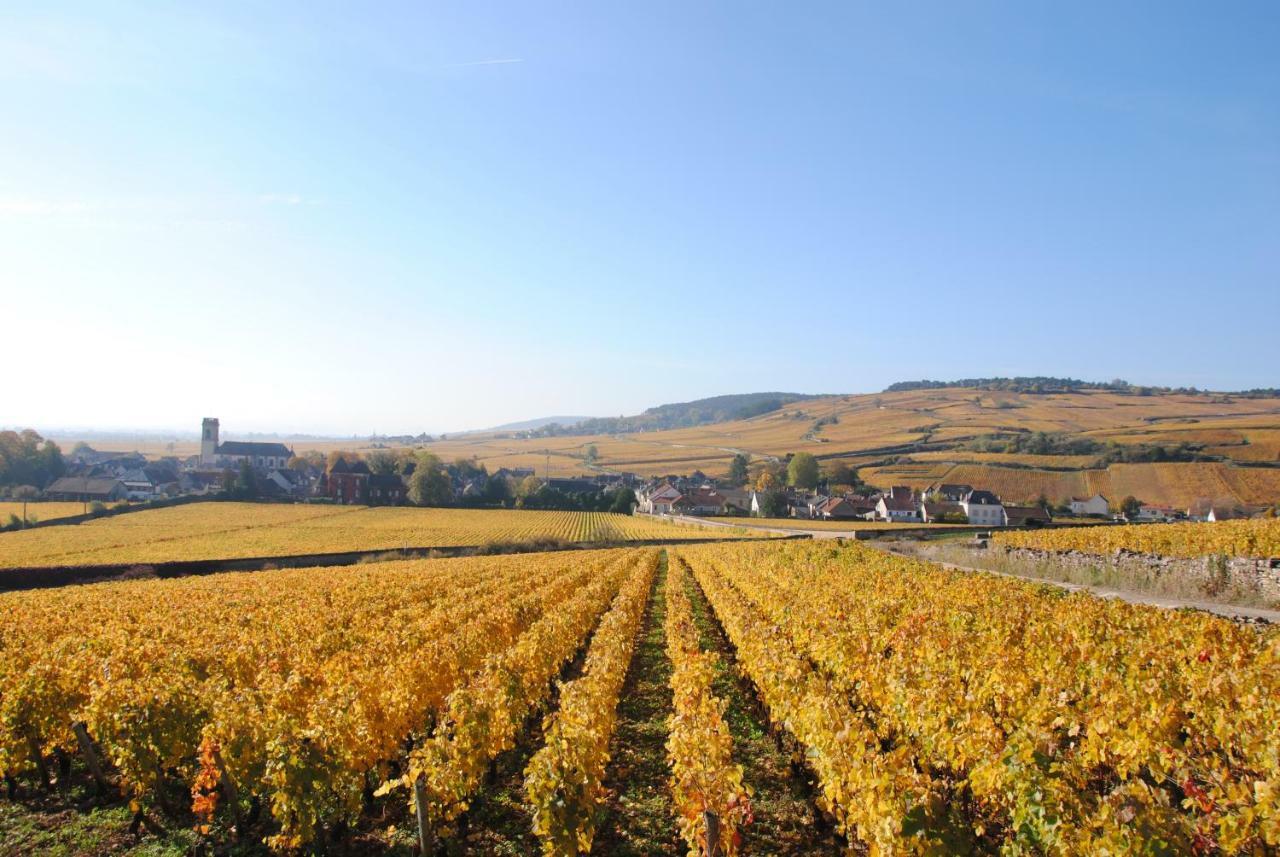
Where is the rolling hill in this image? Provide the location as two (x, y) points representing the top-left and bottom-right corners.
(423, 386), (1280, 508)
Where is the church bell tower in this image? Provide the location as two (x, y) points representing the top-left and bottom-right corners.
(201, 417), (220, 464)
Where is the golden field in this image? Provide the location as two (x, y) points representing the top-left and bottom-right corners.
(0, 501), (105, 524)
(4, 539), (1277, 852)
(861, 461), (1280, 508)
(0, 502), (750, 569)
(678, 540), (1280, 852)
(992, 517), (1280, 559)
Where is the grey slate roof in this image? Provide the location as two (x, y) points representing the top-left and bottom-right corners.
(216, 441), (293, 458)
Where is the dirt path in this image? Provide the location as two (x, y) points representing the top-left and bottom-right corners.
(592, 556), (681, 856)
(682, 559), (844, 855)
(879, 543), (1280, 624)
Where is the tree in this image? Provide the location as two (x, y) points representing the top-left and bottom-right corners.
(408, 463), (452, 506)
(0, 430), (65, 489)
(755, 470), (780, 492)
(327, 450), (360, 471)
(758, 490), (789, 517)
(1119, 496), (1142, 519)
(234, 461), (259, 500)
(516, 475), (544, 499)
(452, 457), (485, 480)
(823, 460), (854, 487)
(289, 450), (325, 471)
(727, 453), (750, 486)
(583, 444), (599, 465)
(609, 488), (637, 514)
(366, 450), (400, 475)
(484, 475), (514, 506)
(787, 452), (819, 490)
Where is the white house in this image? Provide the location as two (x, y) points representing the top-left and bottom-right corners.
(1136, 504), (1178, 523)
(1069, 494), (1110, 517)
(876, 491), (921, 522)
(638, 483), (682, 515)
(961, 490), (1006, 526)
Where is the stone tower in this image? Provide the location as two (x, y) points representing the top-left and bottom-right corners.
(201, 418), (220, 464)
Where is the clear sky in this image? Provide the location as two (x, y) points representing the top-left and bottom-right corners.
(3, 2), (1277, 435)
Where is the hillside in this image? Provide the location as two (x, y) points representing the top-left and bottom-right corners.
(498, 392), (817, 438)
(424, 387), (1280, 508)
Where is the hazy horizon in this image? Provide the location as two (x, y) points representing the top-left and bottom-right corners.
(4, 2), (1277, 435)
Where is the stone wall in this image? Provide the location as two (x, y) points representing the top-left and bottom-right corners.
(996, 545), (1280, 603)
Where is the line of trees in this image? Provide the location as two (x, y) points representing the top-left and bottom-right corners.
(966, 431), (1214, 464)
(0, 430), (66, 494)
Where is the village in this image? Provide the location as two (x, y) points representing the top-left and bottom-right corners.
(16, 416), (1250, 531)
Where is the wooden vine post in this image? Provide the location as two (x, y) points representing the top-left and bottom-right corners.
(413, 775), (437, 856)
(704, 809), (721, 856)
(26, 736), (50, 789)
(71, 722), (111, 793)
(212, 748), (243, 835)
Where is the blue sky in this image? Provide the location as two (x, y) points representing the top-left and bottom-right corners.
(3, 2), (1277, 434)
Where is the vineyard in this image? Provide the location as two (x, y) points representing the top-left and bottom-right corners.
(0, 502), (749, 570)
(1, 540), (1277, 854)
(993, 517), (1280, 560)
(0, 501), (102, 525)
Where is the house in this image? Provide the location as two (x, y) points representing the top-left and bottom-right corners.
(547, 477), (599, 494)
(674, 490), (720, 516)
(920, 501), (966, 523)
(716, 488), (751, 515)
(793, 494), (826, 519)
(368, 473), (406, 505)
(180, 471), (226, 496)
(119, 468), (158, 501)
(1069, 494), (1110, 517)
(44, 476), (128, 503)
(200, 418), (293, 470)
(327, 459), (371, 504)
(638, 483), (682, 515)
(876, 491), (921, 522)
(263, 468), (314, 499)
(1207, 506), (1245, 522)
(961, 490), (1006, 526)
(1136, 504), (1179, 523)
(925, 483), (974, 503)
(816, 496), (868, 520)
(674, 487), (747, 516)
(1004, 505), (1054, 527)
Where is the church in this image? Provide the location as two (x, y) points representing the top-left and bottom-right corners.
(200, 418), (294, 470)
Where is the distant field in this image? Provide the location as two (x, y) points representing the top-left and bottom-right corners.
(0, 502), (751, 569)
(993, 517), (1280, 560)
(860, 460), (1280, 509)
(0, 502), (103, 524)
(417, 389), (1280, 481)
